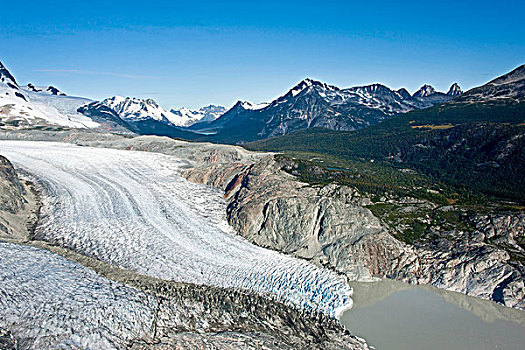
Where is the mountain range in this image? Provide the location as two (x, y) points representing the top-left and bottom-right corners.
(1, 60), (465, 143)
(187, 78), (462, 143)
(171, 105), (226, 125)
(0, 61), (225, 134)
(247, 64), (525, 202)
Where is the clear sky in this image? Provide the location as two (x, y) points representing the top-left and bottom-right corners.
(2, 0), (524, 109)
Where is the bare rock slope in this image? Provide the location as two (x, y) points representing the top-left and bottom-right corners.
(184, 154), (525, 309)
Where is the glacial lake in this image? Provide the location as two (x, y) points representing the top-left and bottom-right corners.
(340, 279), (525, 350)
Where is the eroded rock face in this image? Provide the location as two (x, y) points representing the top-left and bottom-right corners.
(0, 155), (25, 214)
(183, 156), (419, 284)
(0, 155), (36, 237)
(184, 155), (525, 309)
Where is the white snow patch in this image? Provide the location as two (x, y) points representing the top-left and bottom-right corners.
(240, 101), (270, 110)
(0, 85), (99, 129)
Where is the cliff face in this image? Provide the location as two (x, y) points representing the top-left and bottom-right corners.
(184, 156), (420, 284)
(0, 155), (25, 214)
(0, 155), (37, 237)
(184, 155), (525, 309)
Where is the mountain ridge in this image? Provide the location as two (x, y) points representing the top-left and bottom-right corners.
(170, 104), (226, 125)
(0, 61), (100, 129)
(245, 64), (525, 201)
(189, 78), (462, 143)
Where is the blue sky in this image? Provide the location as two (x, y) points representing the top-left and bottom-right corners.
(2, 0), (524, 109)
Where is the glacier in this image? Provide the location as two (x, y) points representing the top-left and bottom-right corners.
(0, 141), (353, 317)
(0, 242), (157, 349)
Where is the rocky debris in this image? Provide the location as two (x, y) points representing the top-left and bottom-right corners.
(0, 241), (368, 350)
(0, 328), (16, 350)
(129, 331), (367, 350)
(128, 332), (298, 350)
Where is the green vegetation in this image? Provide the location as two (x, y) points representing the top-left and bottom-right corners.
(248, 101), (525, 204)
(249, 100), (525, 245)
(274, 154), (498, 244)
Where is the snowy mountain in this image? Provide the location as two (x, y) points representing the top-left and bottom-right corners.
(236, 101), (270, 110)
(92, 96), (225, 128)
(78, 98), (203, 139)
(79, 96), (223, 138)
(170, 104), (226, 126)
(99, 96), (180, 124)
(1, 60), (470, 143)
(189, 78), (462, 143)
(0, 61), (100, 130)
(447, 83), (463, 96)
(413, 84), (436, 97)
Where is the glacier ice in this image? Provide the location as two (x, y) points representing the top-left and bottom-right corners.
(0, 242), (157, 349)
(0, 141), (353, 316)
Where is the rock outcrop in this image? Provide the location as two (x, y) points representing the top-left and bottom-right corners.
(184, 155), (525, 309)
(0, 155), (25, 213)
(0, 155), (38, 237)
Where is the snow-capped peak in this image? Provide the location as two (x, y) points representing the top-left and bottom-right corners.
(100, 96), (177, 124)
(0, 61), (19, 90)
(199, 104), (227, 116)
(447, 83), (462, 96)
(413, 84), (436, 97)
(286, 78), (339, 97)
(235, 101), (269, 110)
(99, 96), (224, 127)
(170, 104), (226, 125)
